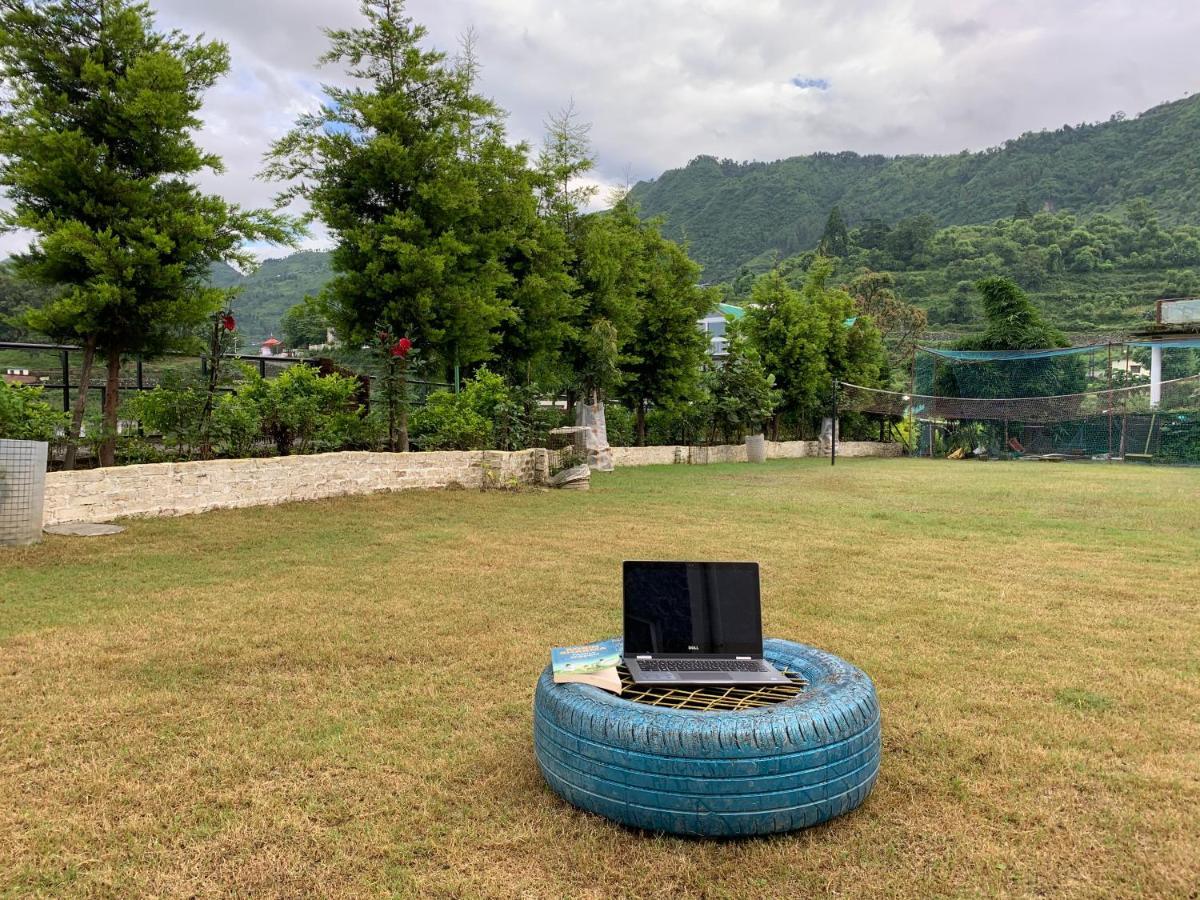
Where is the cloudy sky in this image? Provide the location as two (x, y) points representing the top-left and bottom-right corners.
(5, 0), (1200, 258)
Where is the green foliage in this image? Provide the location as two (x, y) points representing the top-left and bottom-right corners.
(845, 270), (926, 382)
(734, 204), (1200, 333)
(0, 381), (65, 442)
(409, 391), (491, 451)
(565, 197), (646, 399)
(934, 277), (1086, 399)
(281, 295), (331, 349)
(241, 364), (362, 455)
(0, 0), (295, 349)
(265, 0), (556, 380)
(631, 95), (1200, 282)
(410, 367), (561, 451)
(741, 259), (887, 433)
(0, 262), (54, 341)
(225, 252), (333, 343)
(703, 332), (779, 441)
(602, 403), (634, 447)
(619, 217), (711, 441)
(210, 391), (263, 458)
(0, 0), (295, 466)
(818, 206), (849, 258)
(125, 371), (207, 457)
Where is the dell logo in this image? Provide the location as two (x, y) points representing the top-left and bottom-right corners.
(688, 645), (699, 651)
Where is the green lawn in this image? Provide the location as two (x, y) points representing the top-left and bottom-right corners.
(2, 459), (1198, 898)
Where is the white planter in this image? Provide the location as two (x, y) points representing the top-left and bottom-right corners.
(745, 434), (767, 463)
(0, 439), (48, 547)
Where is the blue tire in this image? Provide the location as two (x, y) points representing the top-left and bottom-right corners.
(533, 638), (880, 837)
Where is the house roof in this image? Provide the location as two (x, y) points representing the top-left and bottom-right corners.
(716, 302), (745, 320)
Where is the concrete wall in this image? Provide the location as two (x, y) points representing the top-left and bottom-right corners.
(43, 449), (549, 526)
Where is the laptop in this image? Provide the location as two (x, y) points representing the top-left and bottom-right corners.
(622, 561), (789, 686)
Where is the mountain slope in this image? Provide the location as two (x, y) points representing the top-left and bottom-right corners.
(209, 252), (332, 342)
(630, 94), (1200, 282)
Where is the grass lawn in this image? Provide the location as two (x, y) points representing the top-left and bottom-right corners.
(2, 459), (1198, 898)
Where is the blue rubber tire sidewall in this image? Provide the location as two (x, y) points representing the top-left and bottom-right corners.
(533, 638), (881, 837)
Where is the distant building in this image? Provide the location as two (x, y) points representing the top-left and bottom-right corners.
(697, 302), (746, 357)
(1112, 357), (1148, 378)
(3, 368), (39, 386)
(260, 336), (282, 357)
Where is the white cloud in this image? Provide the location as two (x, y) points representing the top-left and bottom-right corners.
(6, 0), (1200, 260)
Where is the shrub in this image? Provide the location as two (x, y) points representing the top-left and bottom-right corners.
(410, 390), (491, 450)
(0, 381), (65, 443)
(241, 364), (363, 455)
(211, 392), (264, 458)
(410, 368), (562, 451)
(124, 371), (207, 457)
(602, 403), (634, 447)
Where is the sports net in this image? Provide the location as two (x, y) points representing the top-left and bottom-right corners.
(840, 341), (1200, 463)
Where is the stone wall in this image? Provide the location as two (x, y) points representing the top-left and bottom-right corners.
(609, 440), (900, 466)
(42, 449), (549, 526)
(834, 441), (904, 458)
(41, 439), (901, 526)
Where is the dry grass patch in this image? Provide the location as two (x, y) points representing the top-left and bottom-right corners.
(2, 459), (1198, 897)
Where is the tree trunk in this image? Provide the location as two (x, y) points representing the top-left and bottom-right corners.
(563, 389), (577, 427)
(99, 347), (120, 467)
(635, 402), (646, 446)
(62, 335), (97, 471)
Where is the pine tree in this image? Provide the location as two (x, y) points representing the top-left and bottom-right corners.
(0, 0), (294, 467)
(620, 222), (710, 444)
(818, 205), (849, 257)
(565, 196), (644, 405)
(265, 1), (544, 449)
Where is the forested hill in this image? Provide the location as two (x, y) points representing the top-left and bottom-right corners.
(630, 94), (1200, 282)
(208, 251), (332, 341)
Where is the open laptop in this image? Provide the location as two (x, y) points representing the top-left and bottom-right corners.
(622, 561), (789, 686)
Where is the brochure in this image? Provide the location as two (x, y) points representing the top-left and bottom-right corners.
(551, 638), (623, 694)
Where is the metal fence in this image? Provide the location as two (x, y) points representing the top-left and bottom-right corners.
(0, 341), (454, 414)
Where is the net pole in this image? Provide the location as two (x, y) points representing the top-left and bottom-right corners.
(1120, 344), (1131, 458)
(1107, 342), (1114, 461)
(929, 355), (937, 458)
(909, 351), (917, 457)
(830, 381), (837, 467)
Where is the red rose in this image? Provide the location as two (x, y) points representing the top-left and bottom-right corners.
(390, 337), (412, 358)
(220, 313), (236, 332)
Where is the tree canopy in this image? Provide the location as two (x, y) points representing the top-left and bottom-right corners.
(0, 0), (293, 465)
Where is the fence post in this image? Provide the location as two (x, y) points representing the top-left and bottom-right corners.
(136, 357), (145, 436)
(60, 349), (70, 412)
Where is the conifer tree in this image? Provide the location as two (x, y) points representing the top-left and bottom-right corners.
(266, 1), (553, 448)
(0, 0), (294, 467)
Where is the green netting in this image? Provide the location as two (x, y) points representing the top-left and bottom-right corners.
(921, 343), (1110, 361)
(844, 340), (1200, 464)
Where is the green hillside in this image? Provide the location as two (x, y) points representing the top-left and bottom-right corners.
(211, 251), (332, 342)
(631, 94), (1200, 282)
(738, 204), (1200, 334)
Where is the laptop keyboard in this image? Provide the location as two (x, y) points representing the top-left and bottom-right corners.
(638, 659), (765, 672)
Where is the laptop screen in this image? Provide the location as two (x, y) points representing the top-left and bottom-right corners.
(622, 561), (763, 656)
